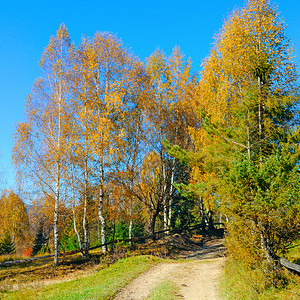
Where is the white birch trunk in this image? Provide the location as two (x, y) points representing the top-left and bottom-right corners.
(258, 74), (263, 163)
(167, 157), (176, 232)
(162, 158), (168, 234)
(53, 69), (62, 266)
(99, 161), (107, 253)
(200, 197), (207, 227)
(71, 163), (83, 253)
(129, 198), (133, 246)
(53, 167), (60, 266)
(163, 203), (167, 233)
(247, 110), (251, 160)
(82, 156), (89, 255)
(257, 40), (264, 164)
(260, 229), (273, 264)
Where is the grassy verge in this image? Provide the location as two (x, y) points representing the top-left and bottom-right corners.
(147, 280), (180, 300)
(220, 258), (300, 299)
(1, 255), (161, 300)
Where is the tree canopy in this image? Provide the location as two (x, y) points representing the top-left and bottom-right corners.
(9, 1), (300, 281)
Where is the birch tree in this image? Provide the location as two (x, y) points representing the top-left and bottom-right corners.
(145, 48), (195, 234)
(13, 24), (74, 266)
(75, 32), (145, 252)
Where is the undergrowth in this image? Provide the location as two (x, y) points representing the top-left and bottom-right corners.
(221, 257), (300, 299)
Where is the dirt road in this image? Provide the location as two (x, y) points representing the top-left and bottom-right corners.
(114, 239), (225, 300)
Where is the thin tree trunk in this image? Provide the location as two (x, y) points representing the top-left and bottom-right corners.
(53, 167), (60, 266)
(129, 198), (133, 246)
(247, 110), (251, 160)
(162, 159), (168, 234)
(82, 156), (89, 256)
(258, 75), (263, 163)
(257, 40), (264, 163)
(148, 205), (160, 240)
(260, 226), (273, 264)
(95, 78), (107, 253)
(167, 156), (176, 233)
(53, 75), (62, 267)
(148, 213), (156, 239)
(111, 218), (116, 253)
(71, 163), (83, 254)
(99, 160), (107, 253)
(128, 120), (140, 246)
(163, 202), (167, 233)
(259, 222), (281, 273)
(200, 197), (207, 228)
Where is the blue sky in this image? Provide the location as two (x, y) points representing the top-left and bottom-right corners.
(1, 0), (299, 189)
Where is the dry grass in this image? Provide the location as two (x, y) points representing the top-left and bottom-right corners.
(0, 233), (205, 297)
(0, 251), (109, 292)
(221, 255), (300, 299)
(0, 254), (24, 264)
(1, 255), (161, 300)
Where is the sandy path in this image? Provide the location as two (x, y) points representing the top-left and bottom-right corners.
(114, 239), (225, 300)
(175, 258), (223, 300)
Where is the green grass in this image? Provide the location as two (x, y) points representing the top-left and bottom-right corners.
(147, 280), (181, 300)
(220, 239), (300, 299)
(1, 255), (161, 300)
(220, 258), (300, 300)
